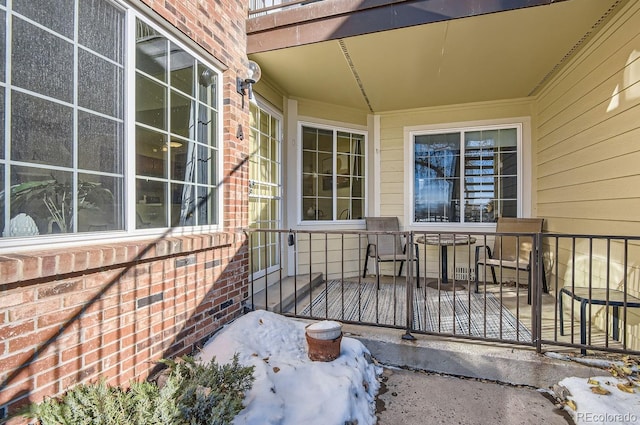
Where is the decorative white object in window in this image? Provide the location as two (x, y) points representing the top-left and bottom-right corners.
(0, 1), (222, 240)
(413, 127), (519, 224)
(1, 0), (125, 237)
(301, 125), (365, 222)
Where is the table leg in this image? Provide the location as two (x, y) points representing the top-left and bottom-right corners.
(580, 300), (587, 355)
(613, 306), (619, 341)
(441, 245), (448, 283)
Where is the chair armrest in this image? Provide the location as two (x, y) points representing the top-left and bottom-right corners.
(475, 245), (492, 263)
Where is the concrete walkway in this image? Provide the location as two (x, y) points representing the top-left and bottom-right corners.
(341, 323), (606, 425)
(376, 367), (571, 424)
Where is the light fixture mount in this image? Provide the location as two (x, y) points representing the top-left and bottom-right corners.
(236, 60), (262, 101)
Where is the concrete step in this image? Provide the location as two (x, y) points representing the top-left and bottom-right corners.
(341, 323), (604, 389)
(249, 273), (323, 313)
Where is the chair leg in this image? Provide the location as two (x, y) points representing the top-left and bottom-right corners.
(490, 266), (498, 285)
(416, 245), (420, 288)
(363, 244), (371, 278)
(398, 261), (404, 277)
(474, 262), (480, 293)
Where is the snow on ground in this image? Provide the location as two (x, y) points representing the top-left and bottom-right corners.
(198, 310), (382, 425)
(199, 310), (640, 425)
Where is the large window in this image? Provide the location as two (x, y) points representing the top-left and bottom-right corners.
(135, 20), (219, 229)
(301, 124), (365, 222)
(412, 125), (520, 224)
(0, 0), (221, 242)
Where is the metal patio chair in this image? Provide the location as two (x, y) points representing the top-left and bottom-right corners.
(474, 217), (548, 303)
(362, 217), (420, 288)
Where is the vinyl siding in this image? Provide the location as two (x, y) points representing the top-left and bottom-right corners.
(535, 0), (640, 349)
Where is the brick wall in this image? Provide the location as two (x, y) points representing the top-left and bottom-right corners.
(0, 0), (252, 422)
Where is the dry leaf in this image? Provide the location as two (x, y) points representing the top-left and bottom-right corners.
(617, 383), (635, 394)
(566, 400), (577, 411)
(273, 366), (280, 373)
(259, 319), (263, 325)
(587, 378), (600, 386)
(590, 386), (610, 395)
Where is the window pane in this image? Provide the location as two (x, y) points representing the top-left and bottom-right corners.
(136, 73), (166, 130)
(12, 92), (73, 167)
(79, 0), (124, 63)
(170, 141), (190, 181)
(0, 89), (4, 159)
(170, 43), (194, 96)
(78, 50), (123, 118)
(14, 0), (74, 38)
(196, 144), (216, 185)
(136, 179), (167, 228)
(414, 133), (461, 223)
(77, 173), (124, 232)
(12, 18), (73, 102)
(171, 182), (195, 227)
(10, 165), (73, 235)
(197, 105), (217, 147)
(464, 128), (518, 222)
(0, 11), (5, 83)
(136, 126), (167, 178)
(0, 165), (4, 236)
(197, 64), (216, 104)
(197, 186), (216, 225)
(170, 90), (193, 138)
(78, 112), (123, 174)
(136, 21), (167, 82)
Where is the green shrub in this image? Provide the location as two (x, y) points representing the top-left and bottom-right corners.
(21, 354), (254, 425)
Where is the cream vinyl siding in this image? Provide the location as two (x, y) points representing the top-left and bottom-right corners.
(535, 0), (640, 349)
(376, 100), (534, 280)
(293, 234), (365, 280)
(297, 98), (369, 126)
(378, 99), (534, 225)
(536, 0), (640, 236)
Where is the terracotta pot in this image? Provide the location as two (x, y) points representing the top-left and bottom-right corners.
(305, 332), (342, 362)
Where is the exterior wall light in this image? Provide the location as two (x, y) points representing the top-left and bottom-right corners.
(236, 60), (262, 100)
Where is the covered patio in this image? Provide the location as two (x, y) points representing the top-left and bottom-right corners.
(247, 228), (640, 356)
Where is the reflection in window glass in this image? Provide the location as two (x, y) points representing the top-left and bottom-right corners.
(414, 133), (460, 223)
(413, 126), (519, 224)
(301, 125), (366, 221)
(135, 18), (219, 229)
(12, 18), (74, 102)
(1, 0), (125, 238)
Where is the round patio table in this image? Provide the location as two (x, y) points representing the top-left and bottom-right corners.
(416, 234), (476, 290)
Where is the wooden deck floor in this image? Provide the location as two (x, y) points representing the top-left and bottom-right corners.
(287, 275), (625, 355)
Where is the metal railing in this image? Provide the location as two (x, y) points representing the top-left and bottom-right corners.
(245, 228), (640, 355)
(248, 0), (324, 18)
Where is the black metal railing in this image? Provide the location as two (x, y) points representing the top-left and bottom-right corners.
(248, 0), (324, 18)
(245, 228), (640, 356)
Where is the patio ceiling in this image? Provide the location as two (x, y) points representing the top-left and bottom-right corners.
(249, 0), (623, 113)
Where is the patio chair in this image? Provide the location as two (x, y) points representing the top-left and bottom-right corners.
(474, 217), (548, 304)
(362, 217), (420, 288)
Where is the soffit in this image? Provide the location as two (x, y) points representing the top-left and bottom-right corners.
(250, 0), (622, 113)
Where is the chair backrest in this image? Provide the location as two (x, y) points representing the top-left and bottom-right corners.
(365, 217), (404, 255)
(493, 217), (544, 263)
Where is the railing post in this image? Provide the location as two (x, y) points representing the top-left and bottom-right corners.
(402, 231), (416, 340)
(533, 231), (543, 353)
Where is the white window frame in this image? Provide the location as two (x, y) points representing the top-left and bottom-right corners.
(297, 120), (368, 227)
(249, 94), (283, 279)
(404, 117), (531, 230)
(0, 0), (224, 253)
